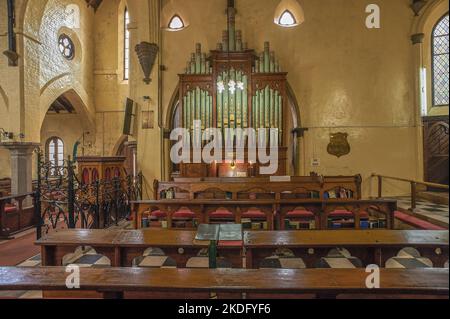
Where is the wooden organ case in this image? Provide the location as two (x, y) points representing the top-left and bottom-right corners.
(176, 1), (288, 178)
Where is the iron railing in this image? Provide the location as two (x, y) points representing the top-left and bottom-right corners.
(35, 151), (142, 239)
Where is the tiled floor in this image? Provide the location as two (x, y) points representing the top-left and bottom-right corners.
(390, 196), (449, 227)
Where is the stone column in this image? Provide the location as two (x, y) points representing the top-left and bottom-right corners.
(411, 33), (426, 185)
(0, 143), (39, 203)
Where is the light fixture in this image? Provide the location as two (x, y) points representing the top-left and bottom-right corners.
(161, 0), (189, 32)
(274, 0), (305, 28)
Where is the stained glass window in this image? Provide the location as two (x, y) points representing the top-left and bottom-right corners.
(432, 14), (449, 106)
(124, 8), (130, 80)
(58, 34), (74, 60)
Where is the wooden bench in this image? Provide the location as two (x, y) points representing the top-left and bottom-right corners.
(244, 230), (449, 269)
(0, 267), (447, 299)
(36, 229), (448, 270)
(132, 199), (397, 231)
(36, 229), (243, 269)
(0, 193), (36, 239)
(0, 178), (11, 198)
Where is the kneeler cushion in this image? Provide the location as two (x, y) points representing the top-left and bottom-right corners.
(286, 210), (314, 218)
(328, 210), (354, 217)
(172, 209), (195, 219)
(209, 209), (234, 219)
(242, 210), (266, 219)
(150, 210), (167, 219)
(4, 204), (17, 213)
(359, 211), (370, 219)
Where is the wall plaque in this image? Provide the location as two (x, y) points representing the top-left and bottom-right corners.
(327, 132), (350, 158)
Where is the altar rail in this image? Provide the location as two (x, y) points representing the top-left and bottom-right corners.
(154, 175), (362, 201)
(0, 193), (36, 239)
(372, 174), (449, 210)
(0, 267), (447, 299)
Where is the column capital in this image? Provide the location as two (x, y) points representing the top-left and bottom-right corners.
(411, 33), (425, 45)
(0, 142), (40, 154)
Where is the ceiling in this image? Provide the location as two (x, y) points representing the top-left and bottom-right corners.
(47, 96), (76, 114)
(85, 0), (103, 11)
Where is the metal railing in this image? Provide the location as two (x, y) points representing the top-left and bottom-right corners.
(372, 174), (449, 210)
(35, 151), (143, 239)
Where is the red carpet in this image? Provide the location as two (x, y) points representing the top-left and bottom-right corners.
(0, 231), (40, 266)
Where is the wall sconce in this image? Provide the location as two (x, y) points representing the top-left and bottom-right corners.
(274, 0), (305, 28)
(161, 0), (189, 31)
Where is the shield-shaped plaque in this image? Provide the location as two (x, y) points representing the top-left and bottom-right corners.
(327, 133), (350, 158)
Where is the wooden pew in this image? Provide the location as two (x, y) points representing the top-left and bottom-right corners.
(244, 230), (449, 269)
(0, 193), (36, 239)
(154, 175), (362, 201)
(36, 229), (243, 268)
(131, 199), (397, 231)
(0, 178), (11, 197)
(0, 267), (447, 299)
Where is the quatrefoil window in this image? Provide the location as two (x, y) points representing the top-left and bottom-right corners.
(58, 34), (75, 60)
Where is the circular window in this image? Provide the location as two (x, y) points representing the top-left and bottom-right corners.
(58, 34), (75, 60)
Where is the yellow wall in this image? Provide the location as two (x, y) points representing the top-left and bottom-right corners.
(40, 113), (85, 160)
(155, 0), (427, 197)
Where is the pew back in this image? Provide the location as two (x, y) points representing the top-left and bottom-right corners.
(155, 175), (362, 201)
(0, 267), (447, 299)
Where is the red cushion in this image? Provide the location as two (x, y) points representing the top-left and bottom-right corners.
(286, 210), (314, 218)
(210, 209), (234, 219)
(329, 210), (354, 217)
(360, 211), (370, 219)
(4, 206), (17, 213)
(173, 209), (195, 219)
(242, 210), (266, 219)
(151, 210), (167, 218)
(395, 211), (446, 230)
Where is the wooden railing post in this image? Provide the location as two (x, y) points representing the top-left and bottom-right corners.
(377, 175), (383, 198)
(411, 182), (417, 211)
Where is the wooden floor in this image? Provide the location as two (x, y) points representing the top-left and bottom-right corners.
(0, 230), (40, 266)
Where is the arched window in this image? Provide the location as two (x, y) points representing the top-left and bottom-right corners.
(432, 14), (449, 107)
(46, 137), (64, 175)
(124, 7), (130, 80)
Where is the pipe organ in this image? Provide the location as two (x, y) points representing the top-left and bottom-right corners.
(176, 1), (288, 178)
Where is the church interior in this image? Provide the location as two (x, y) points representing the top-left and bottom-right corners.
(0, 0), (449, 301)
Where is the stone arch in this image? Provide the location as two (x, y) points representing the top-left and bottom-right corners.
(39, 84), (95, 135)
(112, 135), (129, 156)
(411, 0), (448, 36)
(20, 0), (96, 142)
